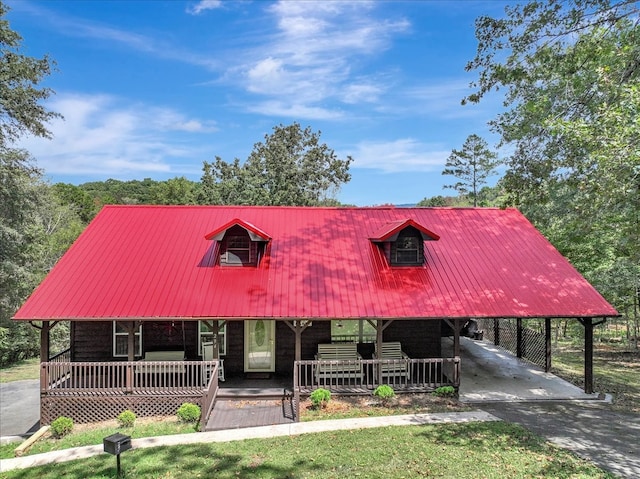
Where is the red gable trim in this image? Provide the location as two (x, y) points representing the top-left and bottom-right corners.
(369, 218), (440, 242)
(204, 218), (271, 242)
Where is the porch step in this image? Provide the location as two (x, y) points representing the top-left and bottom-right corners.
(217, 387), (290, 400)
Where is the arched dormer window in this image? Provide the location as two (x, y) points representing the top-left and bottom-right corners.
(369, 218), (439, 267)
(391, 227), (424, 265)
(204, 218), (271, 267)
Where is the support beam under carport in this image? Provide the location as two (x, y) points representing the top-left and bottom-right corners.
(578, 317), (607, 394)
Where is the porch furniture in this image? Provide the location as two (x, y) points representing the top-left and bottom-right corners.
(202, 342), (225, 382)
(135, 350), (186, 374)
(373, 341), (410, 379)
(315, 343), (363, 381)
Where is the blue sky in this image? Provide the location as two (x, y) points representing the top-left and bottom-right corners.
(8, 0), (508, 206)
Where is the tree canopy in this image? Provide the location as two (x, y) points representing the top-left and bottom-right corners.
(199, 123), (353, 206)
(465, 0), (639, 335)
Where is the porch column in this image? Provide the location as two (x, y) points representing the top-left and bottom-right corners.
(119, 321), (140, 393)
(545, 318), (552, 372)
(493, 319), (500, 346)
(40, 321), (51, 362)
(453, 319), (460, 357)
(367, 320), (393, 385)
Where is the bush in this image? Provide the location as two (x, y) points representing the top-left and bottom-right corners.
(177, 403), (201, 423)
(309, 388), (331, 409)
(433, 386), (456, 397)
(50, 416), (74, 438)
(373, 385), (395, 406)
(117, 410), (136, 428)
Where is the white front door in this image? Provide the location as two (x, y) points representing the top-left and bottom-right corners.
(244, 320), (275, 372)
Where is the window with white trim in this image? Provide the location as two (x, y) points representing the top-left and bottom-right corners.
(198, 321), (227, 356)
(113, 322), (142, 357)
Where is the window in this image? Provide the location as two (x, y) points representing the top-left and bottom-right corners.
(224, 235), (251, 265)
(113, 322), (142, 358)
(198, 321), (227, 356)
(391, 229), (424, 265)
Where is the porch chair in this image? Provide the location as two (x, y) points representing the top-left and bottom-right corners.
(373, 341), (411, 379)
(202, 342), (225, 382)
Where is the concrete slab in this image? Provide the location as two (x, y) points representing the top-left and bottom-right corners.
(455, 337), (600, 402)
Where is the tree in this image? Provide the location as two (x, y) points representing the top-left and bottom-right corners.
(0, 3), (62, 364)
(1, 2), (61, 145)
(199, 123), (353, 206)
(150, 176), (197, 205)
(442, 134), (499, 207)
(465, 0), (640, 343)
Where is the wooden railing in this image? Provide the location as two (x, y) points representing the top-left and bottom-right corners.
(293, 357), (460, 418)
(41, 360), (219, 395)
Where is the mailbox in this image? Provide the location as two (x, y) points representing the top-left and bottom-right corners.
(103, 433), (132, 455)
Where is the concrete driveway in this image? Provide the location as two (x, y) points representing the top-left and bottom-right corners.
(0, 379), (40, 442)
(455, 337), (600, 402)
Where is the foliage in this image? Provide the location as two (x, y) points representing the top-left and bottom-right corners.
(433, 386), (456, 397)
(176, 403), (201, 424)
(49, 416), (74, 438)
(465, 0), (640, 333)
(149, 176), (198, 205)
(199, 123), (352, 205)
(309, 388), (331, 409)
(1, 422), (614, 478)
(117, 410), (137, 428)
(373, 385), (395, 406)
(0, 2), (61, 146)
(442, 134), (500, 206)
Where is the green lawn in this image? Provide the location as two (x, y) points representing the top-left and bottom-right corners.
(0, 358), (39, 383)
(2, 422), (615, 479)
(551, 342), (640, 413)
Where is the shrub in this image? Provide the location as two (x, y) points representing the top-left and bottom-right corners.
(177, 403), (201, 423)
(117, 410), (136, 428)
(373, 385), (396, 406)
(50, 416), (74, 438)
(309, 388), (331, 409)
(433, 386), (456, 397)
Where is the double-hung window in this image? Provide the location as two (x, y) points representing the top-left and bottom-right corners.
(112, 322), (142, 358)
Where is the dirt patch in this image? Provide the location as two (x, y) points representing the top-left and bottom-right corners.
(300, 393), (468, 420)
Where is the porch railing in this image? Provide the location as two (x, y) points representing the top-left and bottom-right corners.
(293, 357), (460, 418)
(40, 360), (220, 428)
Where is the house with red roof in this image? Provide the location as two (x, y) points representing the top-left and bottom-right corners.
(13, 206), (617, 427)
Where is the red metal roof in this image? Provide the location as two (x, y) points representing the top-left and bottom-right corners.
(12, 206), (618, 321)
(369, 218), (440, 241)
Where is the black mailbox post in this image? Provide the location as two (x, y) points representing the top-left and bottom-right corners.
(104, 433), (132, 477)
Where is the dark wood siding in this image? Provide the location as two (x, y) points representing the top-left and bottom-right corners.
(72, 322), (113, 361)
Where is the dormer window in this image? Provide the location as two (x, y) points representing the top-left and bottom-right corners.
(205, 218), (271, 268)
(369, 218), (439, 267)
(225, 234), (251, 264)
(392, 228), (423, 265)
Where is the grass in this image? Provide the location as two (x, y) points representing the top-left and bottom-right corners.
(0, 417), (196, 460)
(551, 342), (640, 413)
(0, 358), (39, 383)
(1, 421), (615, 479)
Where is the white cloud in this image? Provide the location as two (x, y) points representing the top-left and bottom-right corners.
(246, 101), (343, 120)
(18, 93), (215, 178)
(235, 1), (410, 116)
(187, 0), (223, 15)
(350, 138), (450, 173)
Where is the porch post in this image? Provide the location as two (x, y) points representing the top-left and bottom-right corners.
(493, 319), (500, 346)
(583, 318), (594, 394)
(40, 321), (50, 362)
(545, 318), (552, 372)
(516, 318), (523, 358)
(376, 320), (384, 384)
(453, 318), (460, 357)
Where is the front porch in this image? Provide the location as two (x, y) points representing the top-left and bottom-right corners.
(39, 356), (460, 429)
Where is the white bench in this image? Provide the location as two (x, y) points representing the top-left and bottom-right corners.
(135, 350), (186, 374)
(373, 342), (410, 379)
(315, 343), (363, 381)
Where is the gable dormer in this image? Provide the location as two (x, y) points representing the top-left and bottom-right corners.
(205, 219), (271, 267)
(369, 219), (439, 266)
